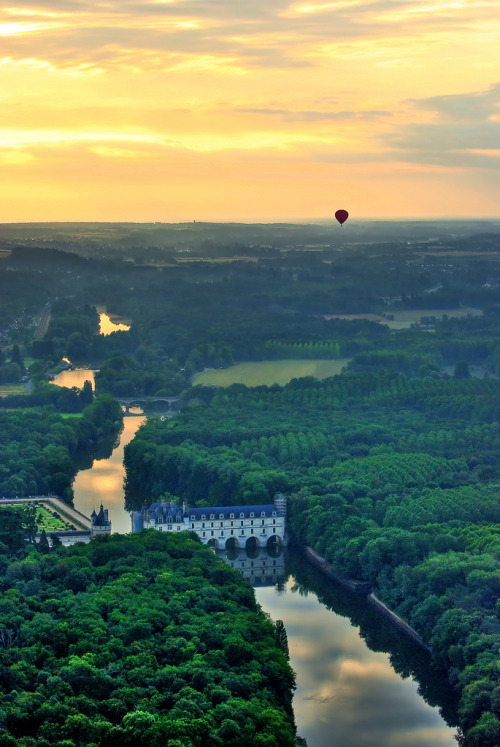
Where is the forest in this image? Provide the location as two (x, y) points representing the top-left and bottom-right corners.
(0, 525), (296, 746)
(2, 220), (500, 745)
(0, 395), (122, 502)
(124, 373), (500, 746)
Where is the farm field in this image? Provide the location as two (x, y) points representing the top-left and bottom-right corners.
(193, 358), (350, 387)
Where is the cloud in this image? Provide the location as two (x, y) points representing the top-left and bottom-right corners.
(387, 83), (500, 168)
(234, 107), (392, 121)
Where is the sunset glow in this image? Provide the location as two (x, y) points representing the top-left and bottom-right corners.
(2, 0), (500, 221)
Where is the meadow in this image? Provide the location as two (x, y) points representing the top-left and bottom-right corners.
(193, 358), (350, 387)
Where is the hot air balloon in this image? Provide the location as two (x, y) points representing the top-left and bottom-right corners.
(335, 209), (349, 226)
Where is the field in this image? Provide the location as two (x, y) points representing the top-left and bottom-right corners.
(0, 384), (28, 396)
(382, 306), (482, 330)
(193, 359), (350, 387)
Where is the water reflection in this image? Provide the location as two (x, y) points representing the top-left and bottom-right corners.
(45, 381), (459, 747)
(216, 546), (285, 586)
(99, 311), (131, 335)
(50, 368), (96, 390)
(254, 547), (458, 747)
(72, 417), (144, 534)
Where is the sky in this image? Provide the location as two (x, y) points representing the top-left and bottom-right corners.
(1, 0), (500, 222)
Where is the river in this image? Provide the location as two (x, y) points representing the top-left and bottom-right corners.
(52, 366), (459, 747)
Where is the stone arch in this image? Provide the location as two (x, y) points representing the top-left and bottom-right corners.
(245, 536), (261, 552)
(225, 537), (240, 551)
(207, 538), (220, 550)
(266, 535), (283, 551)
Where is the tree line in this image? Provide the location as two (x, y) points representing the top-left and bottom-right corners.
(124, 372), (500, 745)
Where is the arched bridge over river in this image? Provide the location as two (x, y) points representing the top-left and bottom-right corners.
(116, 396), (179, 413)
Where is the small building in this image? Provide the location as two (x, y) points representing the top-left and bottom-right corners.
(90, 504), (112, 538)
(131, 494), (287, 551)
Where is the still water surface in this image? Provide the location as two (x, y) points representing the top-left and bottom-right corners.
(53, 368), (458, 747)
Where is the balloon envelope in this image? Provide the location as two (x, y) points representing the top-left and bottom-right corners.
(335, 209), (349, 225)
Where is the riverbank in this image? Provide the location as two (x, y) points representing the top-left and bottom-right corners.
(304, 545), (431, 652)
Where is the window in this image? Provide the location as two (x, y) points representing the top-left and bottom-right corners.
(250, 512), (254, 518)
(211, 530), (214, 536)
(190, 515), (195, 521)
(167, 524), (172, 530)
(220, 530), (224, 536)
(211, 522), (214, 528)
(219, 513), (224, 519)
(220, 521), (223, 527)
(230, 513), (234, 519)
(231, 530), (234, 535)
(210, 514), (214, 519)
(202, 531), (206, 537)
(240, 512), (244, 518)
(191, 523), (195, 529)
(272, 511), (276, 516)
(273, 519), (276, 525)
(261, 519), (265, 525)
(251, 520), (254, 526)
(230, 521), (234, 527)
(201, 514), (206, 520)
(261, 511), (265, 517)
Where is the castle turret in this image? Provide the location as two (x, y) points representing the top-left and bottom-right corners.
(90, 504), (112, 538)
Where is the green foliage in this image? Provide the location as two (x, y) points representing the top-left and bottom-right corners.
(0, 531), (296, 746)
(125, 371), (500, 745)
(0, 396), (122, 500)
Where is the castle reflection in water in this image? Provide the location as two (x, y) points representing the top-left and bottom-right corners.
(216, 546), (285, 587)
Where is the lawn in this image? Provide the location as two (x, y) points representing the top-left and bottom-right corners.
(193, 359), (350, 387)
(0, 502), (85, 531)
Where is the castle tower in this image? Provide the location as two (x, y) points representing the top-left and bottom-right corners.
(90, 504), (112, 538)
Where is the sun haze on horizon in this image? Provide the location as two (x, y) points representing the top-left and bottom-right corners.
(1, 0), (500, 223)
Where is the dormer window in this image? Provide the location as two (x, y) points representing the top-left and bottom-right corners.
(272, 511), (276, 516)
(230, 513), (234, 519)
(190, 515), (195, 521)
(250, 512), (254, 518)
(201, 514), (206, 520)
(240, 512), (244, 518)
(210, 514), (214, 519)
(219, 513), (224, 519)
(261, 511), (266, 517)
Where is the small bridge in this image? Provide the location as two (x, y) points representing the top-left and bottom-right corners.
(116, 396), (179, 413)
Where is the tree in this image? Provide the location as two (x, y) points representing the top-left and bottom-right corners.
(454, 360), (471, 379)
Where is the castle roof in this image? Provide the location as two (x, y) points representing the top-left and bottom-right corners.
(93, 504), (109, 526)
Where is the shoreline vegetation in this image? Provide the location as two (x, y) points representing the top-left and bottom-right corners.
(2, 221), (500, 745)
(303, 546), (431, 652)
